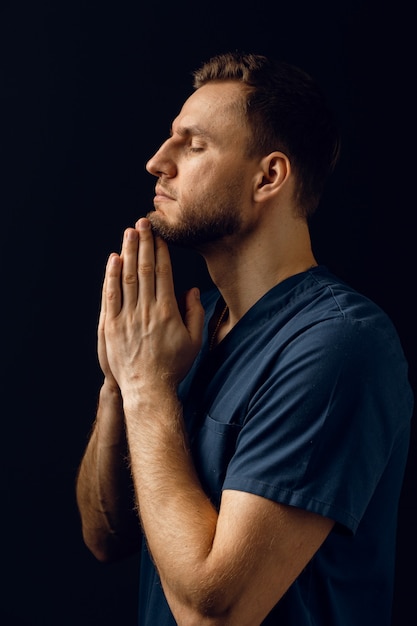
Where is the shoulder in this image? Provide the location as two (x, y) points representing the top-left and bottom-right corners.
(284, 267), (403, 347)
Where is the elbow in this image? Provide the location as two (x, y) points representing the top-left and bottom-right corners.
(86, 543), (113, 565)
(81, 526), (138, 564)
(174, 607), (234, 626)
(193, 594), (233, 625)
(169, 587), (238, 626)
(81, 527), (114, 563)
(172, 607), (230, 626)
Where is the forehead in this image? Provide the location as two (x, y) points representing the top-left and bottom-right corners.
(172, 81), (248, 143)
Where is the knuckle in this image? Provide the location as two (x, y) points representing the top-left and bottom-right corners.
(138, 262), (154, 276)
(155, 262), (171, 276)
(105, 287), (118, 301)
(123, 272), (137, 284)
(159, 299), (175, 321)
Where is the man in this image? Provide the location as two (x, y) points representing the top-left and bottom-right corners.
(76, 52), (413, 625)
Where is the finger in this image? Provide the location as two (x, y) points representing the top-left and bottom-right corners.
(104, 253), (123, 318)
(183, 288), (205, 349)
(152, 233), (176, 302)
(121, 228), (139, 307)
(136, 218), (156, 303)
(98, 273), (108, 331)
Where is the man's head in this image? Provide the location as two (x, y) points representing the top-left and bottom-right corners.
(146, 52), (340, 248)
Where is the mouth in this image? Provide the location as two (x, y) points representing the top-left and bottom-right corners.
(154, 186), (175, 202)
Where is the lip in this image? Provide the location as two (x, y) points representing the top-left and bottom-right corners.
(155, 186), (175, 201)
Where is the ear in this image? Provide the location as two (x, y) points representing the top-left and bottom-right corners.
(253, 152), (291, 202)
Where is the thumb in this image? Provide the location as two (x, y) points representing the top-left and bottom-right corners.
(183, 288), (205, 348)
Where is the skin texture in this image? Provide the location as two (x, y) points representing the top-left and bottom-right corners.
(76, 81), (334, 625)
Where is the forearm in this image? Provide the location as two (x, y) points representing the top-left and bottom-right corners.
(76, 381), (140, 562)
(124, 384), (220, 615)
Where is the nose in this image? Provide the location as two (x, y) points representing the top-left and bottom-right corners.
(146, 140), (177, 178)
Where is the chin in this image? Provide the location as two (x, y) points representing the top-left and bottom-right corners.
(147, 211), (175, 239)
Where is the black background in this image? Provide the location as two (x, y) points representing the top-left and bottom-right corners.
(1, 1), (415, 624)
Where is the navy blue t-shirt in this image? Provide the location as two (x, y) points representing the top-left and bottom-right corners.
(138, 266), (413, 625)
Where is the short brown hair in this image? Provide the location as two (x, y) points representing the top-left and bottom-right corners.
(193, 51), (341, 217)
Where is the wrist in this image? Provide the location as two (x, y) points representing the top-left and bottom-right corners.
(99, 379), (123, 410)
(95, 381), (126, 446)
(101, 377), (122, 397)
(122, 379), (179, 417)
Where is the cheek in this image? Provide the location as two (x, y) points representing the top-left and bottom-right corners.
(178, 158), (234, 205)
(181, 180), (210, 204)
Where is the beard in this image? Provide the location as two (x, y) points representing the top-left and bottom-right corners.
(147, 183), (244, 250)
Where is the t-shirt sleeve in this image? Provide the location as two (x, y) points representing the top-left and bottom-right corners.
(222, 317), (411, 533)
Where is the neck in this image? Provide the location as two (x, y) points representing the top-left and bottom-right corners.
(202, 218), (317, 331)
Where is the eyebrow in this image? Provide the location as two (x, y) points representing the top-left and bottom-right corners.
(170, 123), (213, 141)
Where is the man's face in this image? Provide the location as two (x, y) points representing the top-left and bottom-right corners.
(145, 81), (259, 249)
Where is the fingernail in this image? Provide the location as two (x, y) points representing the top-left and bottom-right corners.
(138, 218), (151, 230)
(126, 229), (137, 240)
